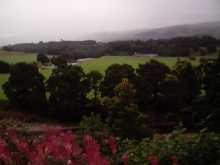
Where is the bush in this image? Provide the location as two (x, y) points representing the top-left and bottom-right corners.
(106, 102), (152, 139)
(122, 133), (220, 165)
(51, 56), (67, 68)
(78, 113), (110, 139)
(0, 60), (10, 73)
(37, 52), (49, 64)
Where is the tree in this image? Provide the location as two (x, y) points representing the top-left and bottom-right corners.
(200, 36), (217, 53)
(37, 52), (49, 64)
(136, 60), (170, 109)
(0, 61), (10, 73)
(51, 56), (67, 68)
(203, 53), (220, 105)
(47, 65), (88, 120)
(157, 74), (187, 112)
(86, 70), (103, 101)
(100, 64), (136, 97)
(173, 60), (201, 103)
(3, 63), (46, 110)
(193, 53), (220, 131)
(103, 79), (151, 139)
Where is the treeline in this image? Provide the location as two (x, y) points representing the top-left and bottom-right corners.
(108, 36), (219, 56)
(2, 53), (220, 138)
(3, 40), (108, 61)
(3, 36), (220, 61)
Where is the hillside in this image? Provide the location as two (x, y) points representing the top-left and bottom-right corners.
(91, 21), (220, 41)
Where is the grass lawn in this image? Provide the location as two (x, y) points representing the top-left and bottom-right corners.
(0, 50), (218, 100)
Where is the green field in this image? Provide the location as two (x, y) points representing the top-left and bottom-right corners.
(0, 50), (218, 100)
(81, 56), (199, 73)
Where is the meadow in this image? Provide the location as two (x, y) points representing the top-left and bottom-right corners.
(81, 55), (199, 73)
(0, 50), (217, 100)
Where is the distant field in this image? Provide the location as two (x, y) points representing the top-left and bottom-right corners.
(0, 50), (218, 100)
(0, 50), (37, 64)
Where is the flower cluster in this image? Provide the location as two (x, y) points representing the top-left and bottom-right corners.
(0, 129), (180, 165)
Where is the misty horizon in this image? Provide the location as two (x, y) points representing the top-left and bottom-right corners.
(1, 0), (220, 45)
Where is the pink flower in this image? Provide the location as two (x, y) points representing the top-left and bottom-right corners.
(148, 154), (159, 165)
(106, 136), (118, 155)
(122, 154), (129, 165)
(67, 159), (77, 165)
(0, 138), (12, 164)
(83, 135), (109, 165)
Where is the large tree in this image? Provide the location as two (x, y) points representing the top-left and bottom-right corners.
(136, 60), (170, 109)
(193, 53), (220, 131)
(47, 65), (89, 120)
(103, 79), (150, 139)
(203, 53), (220, 105)
(3, 63), (46, 110)
(173, 60), (201, 103)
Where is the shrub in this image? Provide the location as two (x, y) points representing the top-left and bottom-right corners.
(51, 56), (67, 68)
(37, 52), (49, 64)
(78, 113), (110, 139)
(123, 133), (220, 165)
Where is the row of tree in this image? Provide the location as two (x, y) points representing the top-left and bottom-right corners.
(108, 36), (218, 56)
(2, 53), (220, 136)
(3, 41), (107, 61)
(3, 36), (219, 60)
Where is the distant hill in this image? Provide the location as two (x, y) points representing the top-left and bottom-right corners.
(90, 21), (220, 41)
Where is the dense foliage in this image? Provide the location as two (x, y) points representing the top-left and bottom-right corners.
(2, 52), (220, 136)
(1, 39), (220, 164)
(46, 65), (89, 121)
(3, 63), (47, 110)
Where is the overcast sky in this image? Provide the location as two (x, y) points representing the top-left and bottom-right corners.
(0, 0), (220, 44)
